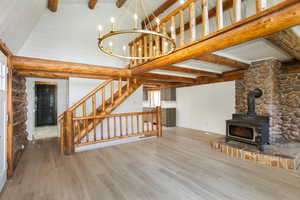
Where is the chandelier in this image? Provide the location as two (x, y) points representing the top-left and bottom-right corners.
(97, 0), (176, 61)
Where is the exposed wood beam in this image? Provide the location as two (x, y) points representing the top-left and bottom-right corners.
(159, 66), (220, 77)
(0, 40), (13, 57)
(131, 1), (300, 75)
(195, 54), (249, 69)
(11, 56), (131, 78)
(140, 73), (195, 83)
(88, 0), (98, 9)
(141, 0), (178, 29)
(222, 69), (246, 76)
(266, 29), (300, 60)
(116, 0), (128, 8)
(48, 0), (59, 12)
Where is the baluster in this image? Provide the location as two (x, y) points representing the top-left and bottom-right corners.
(179, 10), (185, 46)
(162, 23), (167, 54)
(126, 116), (129, 136)
(110, 81), (114, 105)
(131, 115), (134, 134)
(189, 2), (196, 41)
(102, 87), (105, 111)
(92, 95), (97, 141)
(216, 0), (223, 30)
(119, 116), (123, 136)
(233, 0), (242, 23)
(82, 102), (88, 142)
(256, 0), (267, 13)
(151, 112), (154, 131)
(118, 77), (122, 97)
(144, 36), (148, 62)
(76, 121), (81, 145)
(127, 78), (130, 91)
(137, 41), (142, 64)
(107, 118), (111, 139)
(149, 34), (153, 58)
(202, 0), (209, 36)
(155, 26), (161, 56)
(147, 114), (150, 133)
(101, 120), (104, 140)
(129, 43), (133, 67)
(171, 16), (176, 41)
(137, 115), (140, 133)
(133, 42), (137, 65)
(142, 114), (145, 133)
(114, 116), (117, 138)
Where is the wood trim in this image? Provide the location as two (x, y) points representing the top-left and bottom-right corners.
(6, 57), (14, 177)
(140, 73), (195, 83)
(116, 0), (128, 8)
(131, 1), (300, 75)
(11, 56), (131, 77)
(141, 0), (177, 28)
(35, 81), (58, 85)
(88, 0), (98, 9)
(159, 66), (220, 77)
(0, 40), (13, 57)
(195, 54), (249, 69)
(48, 0), (59, 12)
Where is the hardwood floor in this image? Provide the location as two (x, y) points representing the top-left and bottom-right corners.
(1, 127), (300, 200)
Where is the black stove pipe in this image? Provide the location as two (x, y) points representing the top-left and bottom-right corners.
(247, 88), (263, 116)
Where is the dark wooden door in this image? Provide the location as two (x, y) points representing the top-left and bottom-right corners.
(35, 84), (57, 127)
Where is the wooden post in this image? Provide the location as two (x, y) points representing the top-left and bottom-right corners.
(6, 57), (14, 177)
(171, 16), (176, 41)
(64, 111), (75, 155)
(179, 10), (185, 46)
(202, 0), (209, 36)
(216, 0), (223, 30)
(233, 0), (242, 23)
(189, 2), (196, 41)
(156, 106), (162, 137)
(256, 0), (267, 13)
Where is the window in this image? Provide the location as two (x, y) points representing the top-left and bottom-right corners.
(148, 90), (160, 107)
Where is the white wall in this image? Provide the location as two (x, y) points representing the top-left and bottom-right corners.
(0, 52), (7, 192)
(0, 0), (47, 53)
(26, 78), (69, 140)
(177, 81), (235, 134)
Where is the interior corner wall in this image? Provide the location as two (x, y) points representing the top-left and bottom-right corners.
(176, 81), (235, 134)
(26, 78), (69, 140)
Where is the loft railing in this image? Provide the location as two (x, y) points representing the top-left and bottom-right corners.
(128, 0), (284, 67)
(72, 107), (162, 147)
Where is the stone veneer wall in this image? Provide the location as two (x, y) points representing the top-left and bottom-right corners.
(12, 70), (28, 169)
(279, 72), (300, 142)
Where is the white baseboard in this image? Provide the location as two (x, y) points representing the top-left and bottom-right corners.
(76, 135), (156, 152)
(0, 169), (7, 193)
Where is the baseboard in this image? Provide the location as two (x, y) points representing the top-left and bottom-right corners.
(0, 169), (7, 193)
(76, 135), (156, 152)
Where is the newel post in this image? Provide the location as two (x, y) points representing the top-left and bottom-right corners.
(64, 111), (75, 155)
(156, 106), (162, 137)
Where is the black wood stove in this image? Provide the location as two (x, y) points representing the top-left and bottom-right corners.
(226, 89), (270, 151)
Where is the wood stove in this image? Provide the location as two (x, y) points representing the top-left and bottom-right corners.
(226, 89), (269, 151)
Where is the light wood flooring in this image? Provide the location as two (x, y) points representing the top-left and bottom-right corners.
(1, 127), (300, 200)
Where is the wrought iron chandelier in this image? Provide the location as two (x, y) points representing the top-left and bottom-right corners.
(97, 0), (176, 60)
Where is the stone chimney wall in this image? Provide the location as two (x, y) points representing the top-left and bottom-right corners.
(236, 59), (300, 143)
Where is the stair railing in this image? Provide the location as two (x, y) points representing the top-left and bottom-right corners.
(72, 106), (162, 147)
(128, 0), (284, 67)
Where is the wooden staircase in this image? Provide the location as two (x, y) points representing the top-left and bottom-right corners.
(58, 77), (144, 154)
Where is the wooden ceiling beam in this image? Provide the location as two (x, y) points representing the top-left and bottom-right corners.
(116, 0), (128, 8)
(140, 73), (195, 83)
(195, 54), (249, 69)
(11, 56), (131, 77)
(88, 0), (98, 9)
(159, 65), (220, 77)
(131, 1), (300, 75)
(141, 0), (178, 29)
(48, 0), (59, 12)
(0, 40), (13, 57)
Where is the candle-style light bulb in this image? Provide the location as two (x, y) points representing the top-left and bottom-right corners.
(133, 13), (138, 29)
(155, 18), (160, 32)
(110, 17), (115, 31)
(180, 0), (185, 5)
(123, 45), (126, 55)
(98, 25), (103, 37)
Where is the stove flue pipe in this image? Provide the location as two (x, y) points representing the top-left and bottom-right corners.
(247, 88), (263, 116)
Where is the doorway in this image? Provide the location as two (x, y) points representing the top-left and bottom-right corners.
(34, 82), (58, 139)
